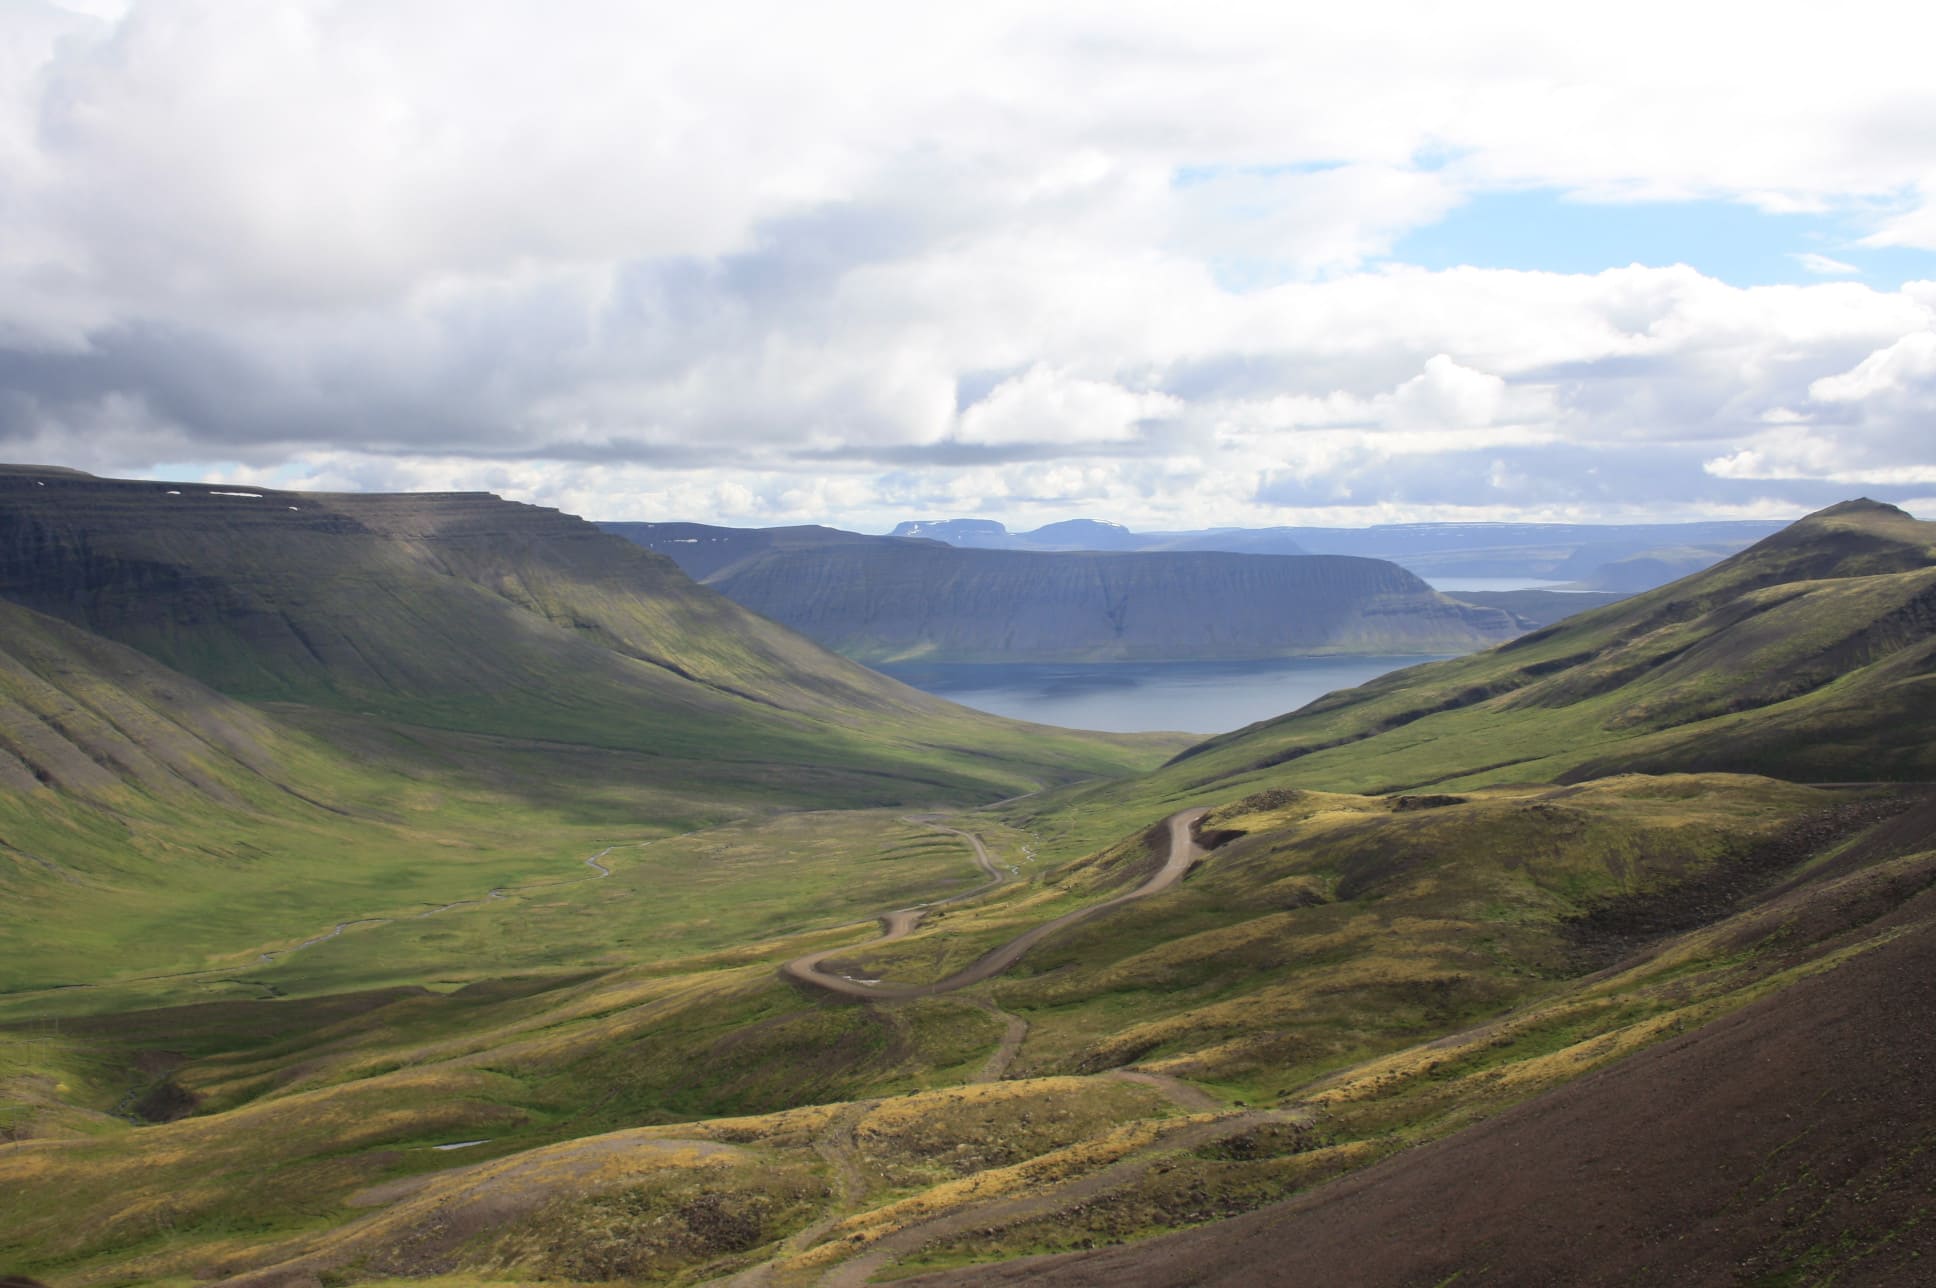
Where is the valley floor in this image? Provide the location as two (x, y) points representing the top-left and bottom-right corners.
(5, 778), (1933, 1287)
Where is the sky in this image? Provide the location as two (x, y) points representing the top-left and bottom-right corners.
(3, 1), (1935, 532)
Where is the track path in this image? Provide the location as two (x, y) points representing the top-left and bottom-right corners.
(782, 809), (1207, 1001)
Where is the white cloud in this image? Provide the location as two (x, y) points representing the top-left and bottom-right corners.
(1387, 355), (1506, 430)
(1860, 184), (1936, 252)
(1793, 252), (1861, 277)
(4, 0), (1936, 527)
(955, 367), (1182, 446)
(1703, 428), (1845, 481)
(1809, 332), (1936, 404)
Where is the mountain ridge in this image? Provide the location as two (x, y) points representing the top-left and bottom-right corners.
(705, 544), (1520, 663)
(886, 513), (1787, 585)
(1110, 499), (1936, 802)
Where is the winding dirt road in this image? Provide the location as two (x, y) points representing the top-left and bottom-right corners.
(783, 809), (1207, 1001)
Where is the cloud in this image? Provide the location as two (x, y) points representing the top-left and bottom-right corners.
(3, 1), (1936, 528)
(955, 367), (1182, 447)
(1387, 355), (1507, 430)
(1793, 252), (1861, 277)
(1809, 331), (1936, 405)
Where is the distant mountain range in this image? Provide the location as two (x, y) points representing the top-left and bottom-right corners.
(892, 517), (1313, 556)
(604, 522), (1519, 663)
(888, 516), (1787, 589)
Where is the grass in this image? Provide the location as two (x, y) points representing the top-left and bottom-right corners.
(2, 778), (1929, 1285)
(4, 495), (1934, 1284)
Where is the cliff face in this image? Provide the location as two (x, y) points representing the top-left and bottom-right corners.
(708, 545), (1519, 662)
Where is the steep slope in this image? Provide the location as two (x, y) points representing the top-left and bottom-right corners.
(0, 593), (662, 993)
(0, 598), (294, 804)
(0, 468), (1172, 797)
(1100, 500), (1936, 804)
(707, 545), (1518, 663)
(909, 883), (1936, 1287)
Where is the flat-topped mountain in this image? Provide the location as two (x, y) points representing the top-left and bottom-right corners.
(598, 519), (937, 581)
(888, 514), (1784, 587)
(703, 543), (1519, 663)
(0, 468), (1168, 804)
(892, 516), (1309, 555)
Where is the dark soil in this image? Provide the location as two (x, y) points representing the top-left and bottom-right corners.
(129, 1079), (201, 1123)
(904, 890), (1936, 1287)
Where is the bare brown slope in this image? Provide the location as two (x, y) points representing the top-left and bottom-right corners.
(909, 883), (1936, 1288)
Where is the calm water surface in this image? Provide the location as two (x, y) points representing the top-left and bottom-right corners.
(880, 655), (1453, 735)
(1426, 577), (1578, 592)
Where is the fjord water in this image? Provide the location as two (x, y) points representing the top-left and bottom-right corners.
(879, 655), (1451, 734)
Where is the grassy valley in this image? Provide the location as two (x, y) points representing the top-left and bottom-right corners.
(2, 484), (1933, 1286)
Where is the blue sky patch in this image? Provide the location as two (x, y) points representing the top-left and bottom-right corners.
(1389, 189), (1935, 289)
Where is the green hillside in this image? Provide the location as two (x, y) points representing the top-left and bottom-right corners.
(0, 468), (1182, 1002)
(0, 469), (1172, 798)
(2, 493), (1932, 1287)
(1098, 499), (1936, 811)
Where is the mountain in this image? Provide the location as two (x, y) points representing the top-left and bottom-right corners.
(1283, 519), (1785, 581)
(891, 517), (1307, 555)
(0, 468), (1167, 797)
(0, 596), (294, 804)
(705, 544), (1519, 663)
(1444, 586), (1631, 628)
(0, 466), (1184, 994)
(1012, 519), (1145, 551)
(4, 493), (1933, 1288)
(888, 515), (1786, 588)
(597, 520), (936, 581)
(891, 517), (1020, 547)
(1101, 499), (1936, 807)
